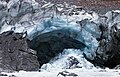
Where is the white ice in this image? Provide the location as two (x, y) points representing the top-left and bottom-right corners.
(0, 0), (120, 77)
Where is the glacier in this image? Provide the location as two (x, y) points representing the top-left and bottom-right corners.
(0, 0), (120, 77)
(0, 0), (100, 63)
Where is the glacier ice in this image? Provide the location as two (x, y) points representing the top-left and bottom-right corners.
(0, 0), (101, 70)
(0, 0), (120, 71)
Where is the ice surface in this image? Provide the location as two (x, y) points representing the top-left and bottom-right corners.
(0, 0), (99, 69)
(1, 0), (120, 76)
(40, 49), (95, 71)
(1, 68), (120, 77)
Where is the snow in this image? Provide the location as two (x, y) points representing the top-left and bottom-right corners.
(112, 10), (120, 13)
(0, 0), (99, 68)
(0, 23), (13, 34)
(1, 69), (120, 77)
(41, 2), (54, 8)
(1, 0), (120, 77)
(40, 49), (95, 71)
(7, 0), (19, 9)
(0, 1), (7, 6)
(57, 7), (64, 11)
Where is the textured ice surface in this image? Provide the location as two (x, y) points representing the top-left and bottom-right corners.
(1, 0), (120, 76)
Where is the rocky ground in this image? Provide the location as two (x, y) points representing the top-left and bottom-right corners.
(0, 31), (39, 72)
(36, 0), (120, 14)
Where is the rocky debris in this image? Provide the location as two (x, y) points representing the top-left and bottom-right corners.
(66, 56), (79, 69)
(57, 71), (78, 77)
(83, 11), (120, 68)
(0, 73), (8, 76)
(42, 0), (120, 14)
(27, 29), (86, 67)
(103, 29), (120, 68)
(95, 12), (120, 68)
(9, 75), (17, 77)
(0, 31), (39, 72)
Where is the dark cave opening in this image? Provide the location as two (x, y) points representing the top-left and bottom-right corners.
(27, 29), (87, 67)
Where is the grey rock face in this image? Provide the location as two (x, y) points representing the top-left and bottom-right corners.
(27, 29), (86, 67)
(95, 12), (120, 68)
(84, 11), (120, 68)
(0, 31), (39, 71)
(103, 29), (120, 68)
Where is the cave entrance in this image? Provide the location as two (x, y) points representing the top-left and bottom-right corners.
(27, 29), (86, 67)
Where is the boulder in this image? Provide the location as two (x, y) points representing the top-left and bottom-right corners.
(27, 29), (86, 67)
(0, 31), (39, 72)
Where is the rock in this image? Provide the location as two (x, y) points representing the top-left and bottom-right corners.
(0, 73), (8, 76)
(103, 29), (120, 68)
(27, 29), (86, 67)
(0, 31), (39, 71)
(57, 71), (78, 77)
(84, 13), (120, 68)
(66, 56), (79, 69)
(9, 75), (17, 77)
